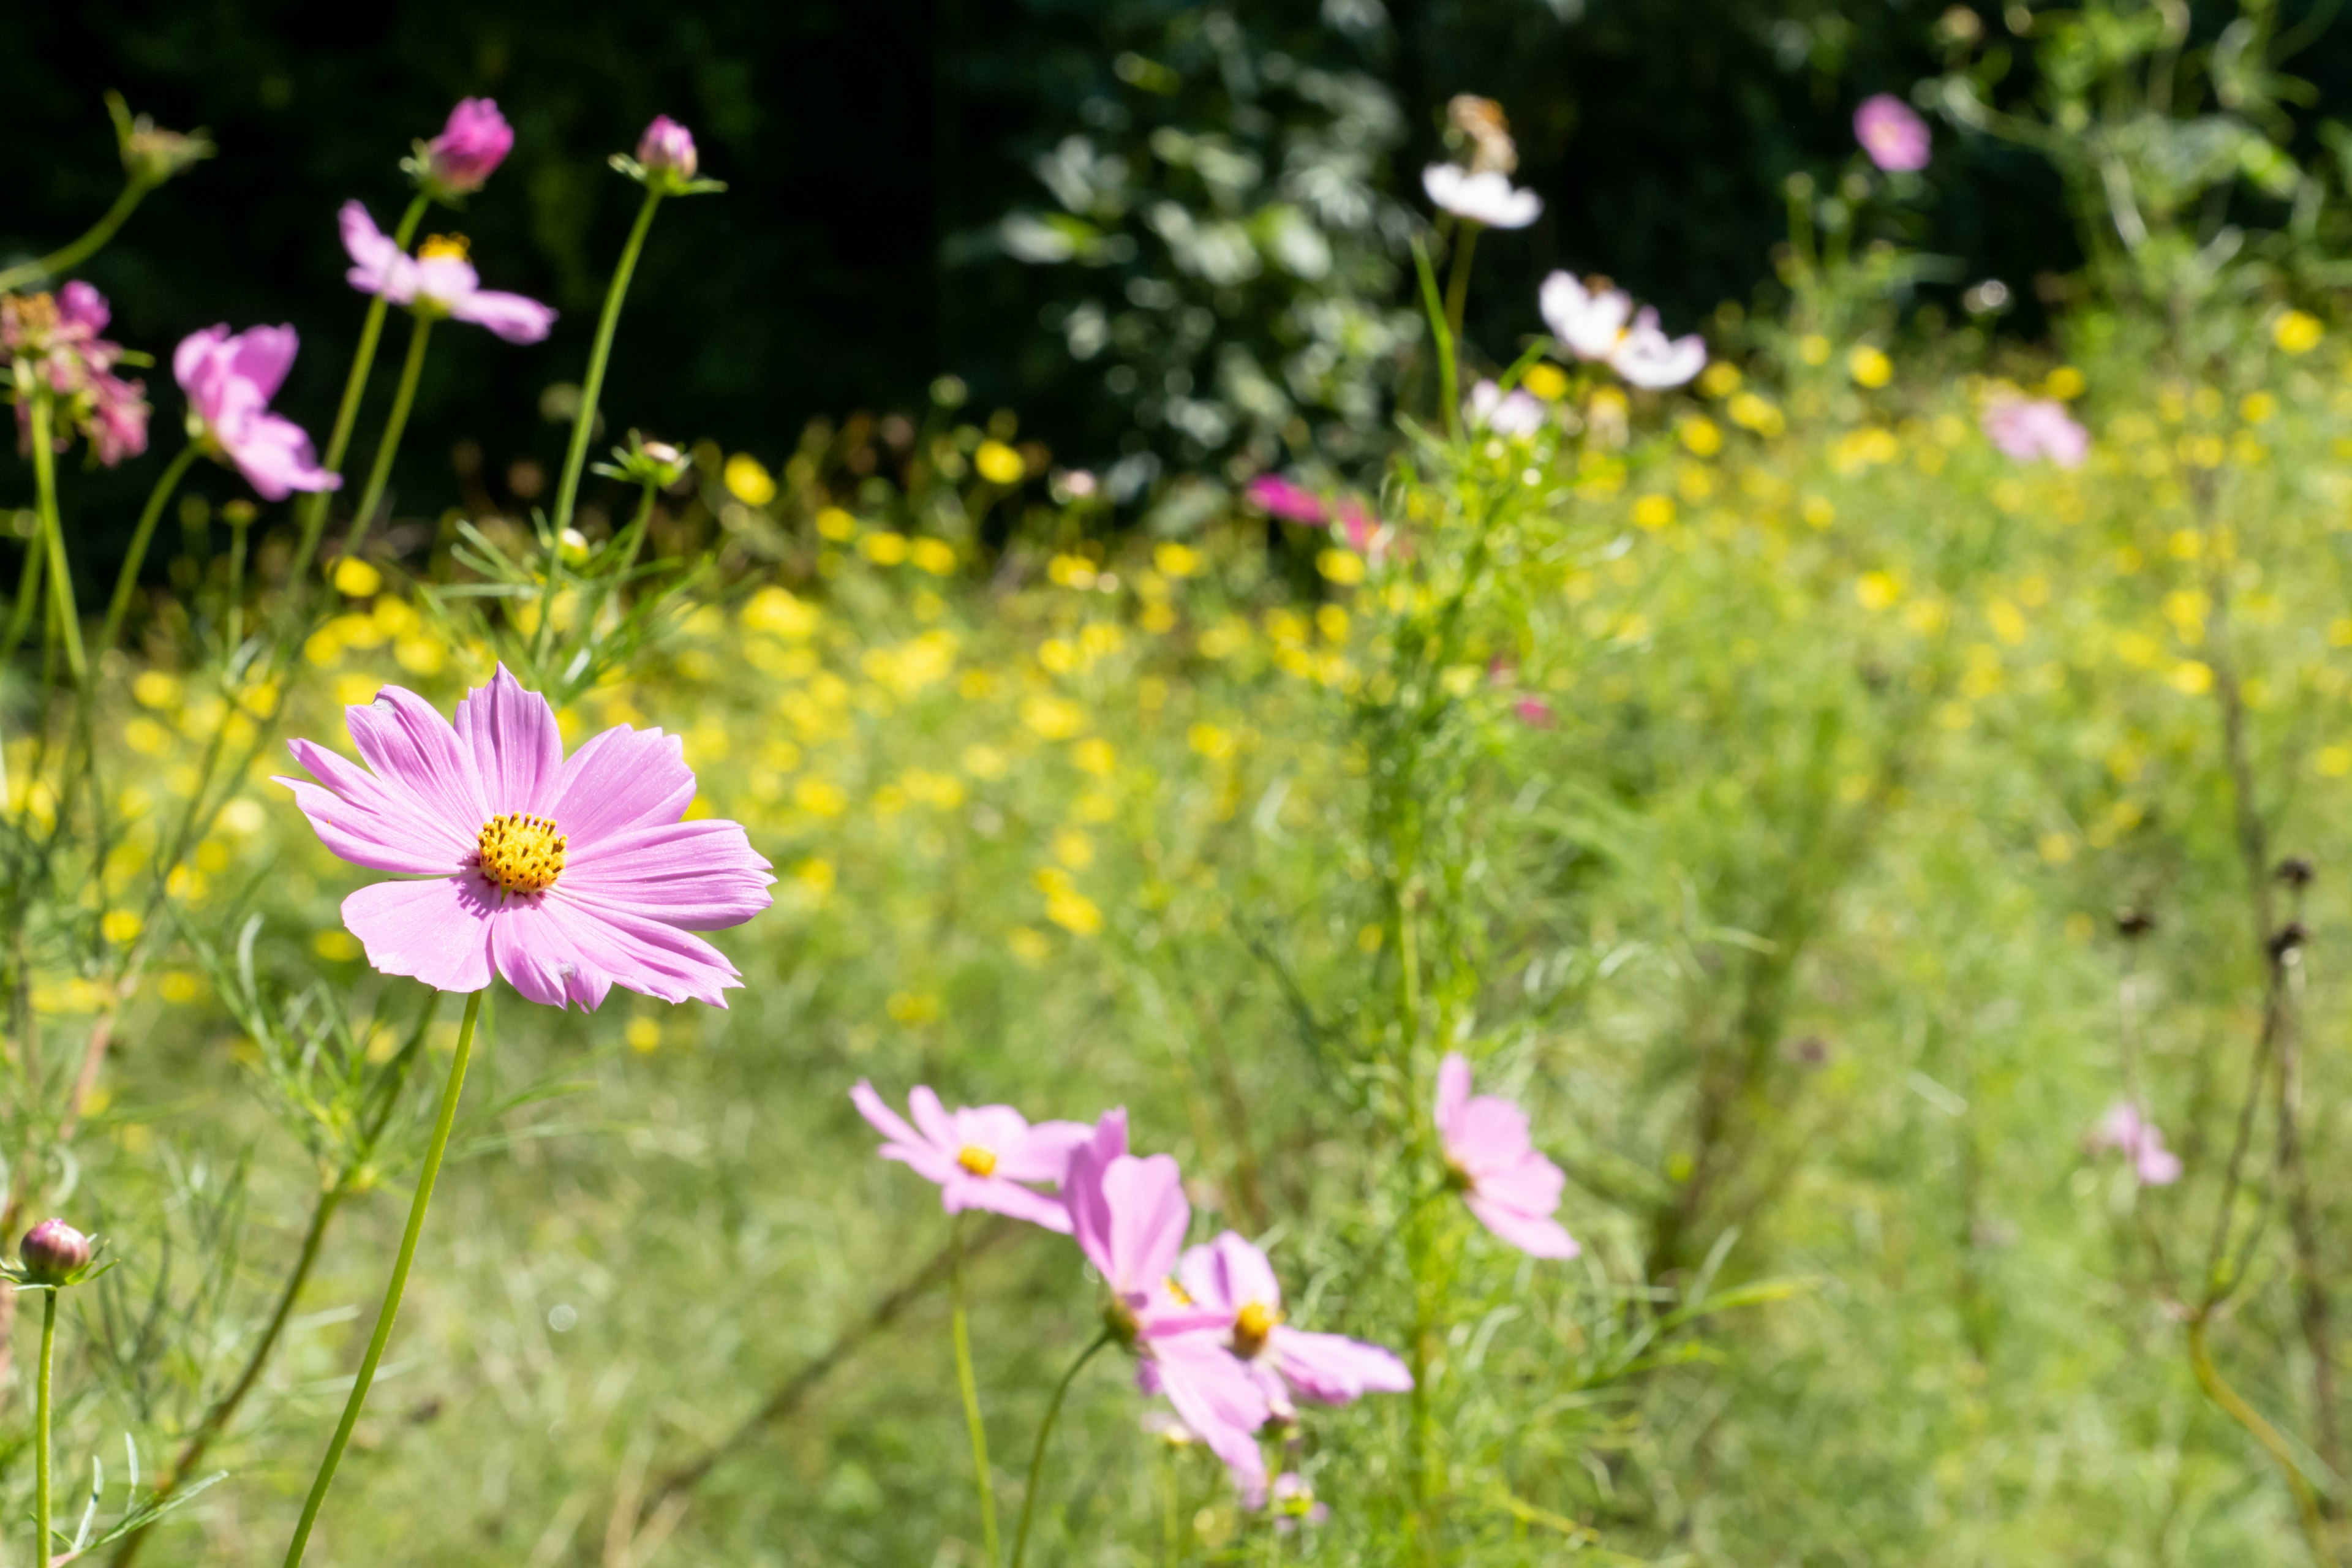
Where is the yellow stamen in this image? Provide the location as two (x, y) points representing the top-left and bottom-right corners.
(956, 1144), (997, 1177)
(476, 812), (567, 896)
(418, 233), (472, 261)
(1165, 1277), (1195, 1306)
(1234, 1299), (1283, 1357)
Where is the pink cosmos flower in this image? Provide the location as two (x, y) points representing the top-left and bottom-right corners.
(637, 115), (699, 179)
(339, 202), (557, 344)
(1611, 308), (1708, 390)
(174, 326), (340, 500)
(1246, 474), (1328, 524)
(1854, 94), (1931, 173)
(275, 665), (773, 1009)
(1176, 1231), (1412, 1422)
(1468, 380), (1545, 436)
(1, 284), (149, 466)
(1981, 396), (2089, 469)
(420, 98), (514, 196)
(850, 1081), (1093, 1232)
(1538, 272), (1706, 389)
(2090, 1101), (2183, 1186)
(1435, 1052), (1578, 1258)
(1422, 165), (1542, 228)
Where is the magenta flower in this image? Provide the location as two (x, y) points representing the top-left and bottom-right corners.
(1, 284), (149, 467)
(275, 665), (773, 1008)
(1434, 1052), (1578, 1258)
(419, 98), (514, 197)
(1982, 396), (2089, 469)
(1246, 474), (1328, 525)
(637, 115), (699, 179)
(850, 1081), (1094, 1232)
(174, 326), (340, 500)
(2090, 1102), (2182, 1186)
(339, 203), (557, 344)
(1854, 94), (1931, 173)
(1176, 1231), (1412, 1420)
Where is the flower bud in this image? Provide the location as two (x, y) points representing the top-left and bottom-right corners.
(20, 1219), (90, 1285)
(636, 116), (698, 180)
(422, 98), (514, 197)
(108, 92), (213, 189)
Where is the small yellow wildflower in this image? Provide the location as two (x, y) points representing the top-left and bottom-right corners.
(911, 537), (957, 575)
(1679, 417), (1723, 457)
(132, 670), (181, 709)
(862, 531), (910, 566)
(1523, 363), (1570, 401)
(2043, 366), (2086, 399)
(1155, 541), (1201, 578)
(1798, 334), (1831, 366)
(724, 454), (777, 505)
(815, 506), (857, 540)
(1054, 829), (1095, 870)
(333, 557), (383, 597)
(1855, 571), (1902, 611)
(625, 1017), (662, 1053)
(1632, 494), (1676, 530)
(1317, 548), (1365, 586)
(1697, 361), (1742, 398)
(2275, 309), (2324, 355)
(792, 858), (837, 898)
(1847, 345), (1893, 388)
(974, 440), (1027, 485)
(312, 930), (362, 962)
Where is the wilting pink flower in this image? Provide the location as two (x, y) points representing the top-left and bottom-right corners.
(1982, 396), (2089, 469)
(1855, 94), (1931, 173)
(1540, 272), (1634, 362)
(1422, 165), (1542, 228)
(339, 203), (557, 344)
(850, 1081), (1093, 1232)
(1177, 1231), (1412, 1422)
(420, 98), (514, 196)
(2090, 1101), (2182, 1186)
(276, 665), (773, 1008)
(1246, 474), (1327, 524)
(1435, 1052), (1578, 1258)
(1468, 380), (1545, 436)
(1268, 1474), (1330, 1533)
(637, 116), (699, 179)
(175, 326), (340, 500)
(1, 284), (149, 466)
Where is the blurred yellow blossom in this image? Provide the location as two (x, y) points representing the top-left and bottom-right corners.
(1801, 494), (1835, 529)
(333, 557), (383, 597)
(100, 910), (142, 944)
(724, 454), (777, 505)
(1035, 867), (1103, 936)
(1524, 363), (1570, 401)
(1697, 361), (1741, 398)
(1855, 571), (1902, 611)
(744, 586), (821, 639)
(625, 1017), (662, 1052)
(1848, 345), (1893, 388)
(1317, 549), (1365, 586)
(313, 930), (362, 962)
(132, 671), (181, 709)
(2043, 366), (2086, 399)
(1798, 334), (1831, 366)
(1679, 417), (1723, 456)
(886, 991), (941, 1025)
(1633, 494), (1675, 530)
(1189, 723), (1238, 761)
(815, 506), (857, 540)
(2275, 310), (2324, 355)
(1008, 927), (1052, 964)
(794, 779), (848, 816)
(975, 440), (1026, 485)
(1022, 695), (1085, 739)
(791, 858), (837, 899)
(1154, 541), (1201, 578)
(911, 537), (957, 575)
(862, 531), (911, 566)
(2171, 660), (2215, 695)
(1074, 738), (1115, 777)
(1054, 829), (1095, 869)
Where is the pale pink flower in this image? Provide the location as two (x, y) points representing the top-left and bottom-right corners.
(420, 98), (514, 196)
(1610, 308), (1707, 390)
(636, 115), (699, 179)
(174, 326), (340, 500)
(1177, 1231), (1412, 1422)
(1435, 1052), (1578, 1258)
(1468, 380), (1545, 436)
(1539, 272), (1634, 362)
(2091, 1101), (2183, 1186)
(1982, 396), (2089, 469)
(1246, 474), (1327, 524)
(850, 1081), (1093, 1232)
(339, 202), (557, 343)
(276, 665), (773, 1008)
(1422, 165), (1542, 228)
(1855, 94), (1931, 173)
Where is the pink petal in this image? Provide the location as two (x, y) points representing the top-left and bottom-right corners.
(1265, 1326), (1413, 1403)
(545, 725), (696, 846)
(227, 325), (298, 405)
(344, 686), (490, 834)
(342, 877), (495, 993)
(1434, 1052), (1472, 1145)
(943, 1173), (1075, 1233)
(906, 1085), (959, 1151)
(339, 200), (405, 295)
(1063, 1110), (1132, 1279)
(559, 819), (774, 930)
(1101, 1153), (1189, 1295)
(1152, 1337), (1269, 1488)
(525, 893), (745, 1007)
(1476, 1148), (1567, 1215)
(1463, 1194), (1580, 1259)
(450, 289), (558, 344)
(851, 1080), (925, 1151)
(1191, 1231), (1281, 1315)
(1453, 1096), (1536, 1176)
(999, 1119), (1097, 1186)
(173, 325), (229, 405)
(452, 665), (564, 816)
(222, 410), (339, 500)
(275, 739), (474, 874)
(955, 1105), (1035, 1156)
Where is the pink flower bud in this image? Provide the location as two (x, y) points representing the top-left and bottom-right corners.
(20, 1218), (91, 1284)
(636, 115), (698, 179)
(424, 98), (513, 195)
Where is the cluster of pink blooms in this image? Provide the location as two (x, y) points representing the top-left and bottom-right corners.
(1981, 394), (2089, 469)
(2089, 1101), (2182, 1186)
(853, 1050), (1578, 1507)
(1539, 271), (1707, 390)
(2, 282), (151, 466)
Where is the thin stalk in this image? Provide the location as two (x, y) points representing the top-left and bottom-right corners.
(224, 513), (251, 653)
(100, 442), (198, 650)
(281, 987), (482, 1568)
(2188, 1314), (2339, 1567)
(1411, 239), (1461, 442)
(1008, 1330), (1113, 1568)
(28, 394), (86, 683)
(287, 193), (430, 593)
(2, 530), (43, 672)
(33, 1286), (56, 1568)
(1440, 222), (1480, 368)
(0, 181), (149, 295)
(949, 1217), (1001, 1564)
(1161, 1449), (1181, 1568)
(334, 316), (434, 574)
(551, 190), (664, 535)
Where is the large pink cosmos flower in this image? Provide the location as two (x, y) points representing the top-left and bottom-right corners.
(1854, 94), (1931, 173)
(1981, 396), (2089, 469)
(1064, 1114), (1270, 1493)
(1177, 1231), (1412, 1420)
(174, 326), (339, 500)
(850, 1081), (1094, 1232)
(2090, 1101), (2183, 1186)
(419, 99), (513, 197)
(276, 666), (772, 1008)
(1434, 1052), (1579, 1259)
(339, 203), (557, 344)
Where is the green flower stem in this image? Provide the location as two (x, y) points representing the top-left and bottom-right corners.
(281, 987), (482, 1568)
(551, 189), (664, 535)
(949, 1216), (1001, 1564)
(32, 1286), (56, 1568)
(1441, 222), (1480, 368)
(27, 393), (86, 685)
(102, 442), (198, 651)
(1412, 239), (1461, 443)
(287, 192), (430, 594)
(2, 524), (45, 671)
(0, 180), (149, 295)
(333, 315), (434, 578)
(1008, 1329), (1113, 1568)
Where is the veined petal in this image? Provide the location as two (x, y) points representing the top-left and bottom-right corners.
(525, 893), (745, 1008)
(453, 665), (564, 815)
(342, 877), (495, 993)
(546, 725), (696, 846)
(275, 740), (472, 874)
(560, 819), (774, 930)
(344, 685), (489, 832)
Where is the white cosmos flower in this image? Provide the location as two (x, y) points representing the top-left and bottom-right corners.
(1538, 271), (1634, 361)
(1608, 307), (1707, 389)
(1422, 165), (1542, 228)
(1468, 380), (1546, 435)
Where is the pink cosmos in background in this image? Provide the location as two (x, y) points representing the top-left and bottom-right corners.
(1176, 1231), (1413, 1419)
(276, 665), (773, 1008)
(637, 115), (700, 179)
(1468, 380), (1545, 436)
(1268, 1473), (1330, 1532)
(850, 1081), (1093, 1231)
(1421, 164), (1542, 228)
(1436, 1052), (1579, 1258)
(2091, 1102), (2183, 1186)
(420, 98), (514, 196)
(1538, 271), (1706, 390)
(1245, 474), (1327, 524)
(339, 202), (557, 343)
(1, 282), (149, 466)
(1611, 308), (1708, 389)
(1854, 94), (1931, 173)
(174, 326), (340, 499)
(1982, 396), (2089, 469)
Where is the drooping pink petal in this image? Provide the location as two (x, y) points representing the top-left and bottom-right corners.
(1463, 1194), (1580, 1258)
(1265, 1325), (1415, 1403)
(1150, 1336), (1270, 1491)
(448, 288), (559, 344)
(342, 877), (495, 993)
(851, 1079), (926, 1151)
(560, 820), (774, 929)
(940, 1171), (1076, 1232)
(452, 665), (565, 816)
(1064, 1110), (1131, 1272)
(997, 1119), (1096, 1185)
(224, 410), (339, 499)
(1098, 1153), (1191, 1295)
(340, 200), (407, 296)
(224, 324), (298, 405)
(545, 725), (697, 846)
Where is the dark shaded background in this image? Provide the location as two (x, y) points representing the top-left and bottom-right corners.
(6, 0), (2291, 561)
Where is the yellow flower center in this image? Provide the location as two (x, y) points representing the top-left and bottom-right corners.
(418, 233), (472, 262)
(476, 812), (567, 896)
(956, 1144), (997, 1177)
(1234, 1299), (1283, 1357)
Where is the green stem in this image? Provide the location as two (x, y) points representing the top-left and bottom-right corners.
(28, 394), (85, 684)
(551, 190), (664, 535)
(1008, 1330), (1112, 1568)
(287, 193), (430, 594)
(2, 526), (45, 671)
(102, 443), (198, 651)
(1412, 239), (1460, 443)
(950, 1216), (1001, 1564)
(281, 987), (482, 1568)
(1441, 222), (1479, 370)
(0, 181), (149, 295)
(2187, 1314), (2339, 1567)
(335, 316), (435, 576)
(224, 514), (251, 653)
(34, 1286), (56, 1568)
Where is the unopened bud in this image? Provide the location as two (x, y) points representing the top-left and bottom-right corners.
(417, 98), (514, 198)
(20, 1219), (90, 1285)
(636, 115), (698, 180)
(108, 92), (213, 189)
